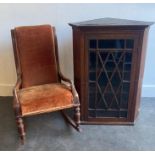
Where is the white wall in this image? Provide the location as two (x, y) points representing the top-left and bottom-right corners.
(0, 3), (155, 97)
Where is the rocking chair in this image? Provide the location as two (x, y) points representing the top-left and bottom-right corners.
(11, 25), (80, 144)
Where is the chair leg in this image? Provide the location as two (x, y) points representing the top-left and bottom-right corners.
(16, 116), (26, 144)
(61, 106), (81, 132)
(74, 105), (81, 131)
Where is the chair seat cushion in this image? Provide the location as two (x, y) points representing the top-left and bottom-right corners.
(18, 83), (74, 116)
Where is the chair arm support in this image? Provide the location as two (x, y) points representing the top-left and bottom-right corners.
(58, 71), (80, 105)
(13, 74), (22, 109)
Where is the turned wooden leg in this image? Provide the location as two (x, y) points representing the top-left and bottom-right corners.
(16, 117), (26, 144)
(74, 106), (81, 131)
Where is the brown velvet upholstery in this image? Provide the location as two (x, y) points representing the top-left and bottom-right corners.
(14, 25), (58, 88)
(17, 83), (73, 116)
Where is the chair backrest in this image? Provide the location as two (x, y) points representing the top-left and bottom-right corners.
(11, 25), (59, 88)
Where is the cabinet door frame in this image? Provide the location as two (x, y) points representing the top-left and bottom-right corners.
(83, 31), (140, 124)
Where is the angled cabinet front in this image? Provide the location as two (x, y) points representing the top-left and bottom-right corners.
(84, 33), (139, 124)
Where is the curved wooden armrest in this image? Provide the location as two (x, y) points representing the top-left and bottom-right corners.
(59, 71), (80, 105)
(13, 74), (22, 108)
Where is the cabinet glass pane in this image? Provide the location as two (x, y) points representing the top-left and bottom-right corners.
(98, 39), (125, 49)
(124, 64), (131, 71)
(96, 91), (107, 109)
(89, 51), (96, 71)
(89, 39), (97, 49)
(126, 39), (134, 49)
(88, 39), (134, 118)
(105, 62), (115, 71)
(125, 52), (132, 62)
(89, 72), (96, 81)
(98, 72), (108, 89)
(100, 52), (109, 61)
(89, 83), (96, 109)
(113, 52), (122, 62)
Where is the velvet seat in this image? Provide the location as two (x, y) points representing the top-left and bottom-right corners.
(11, 25), (80, 144)
(18, 83), (73, 116)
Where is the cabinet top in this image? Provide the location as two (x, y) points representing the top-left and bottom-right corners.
(69, 18), (153, 27)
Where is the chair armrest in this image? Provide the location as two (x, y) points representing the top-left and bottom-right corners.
(58, 71), (80, 105)
(13, 74), (22, 108)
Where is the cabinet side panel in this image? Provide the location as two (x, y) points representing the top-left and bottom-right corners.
(72, 28), (86, 120)
(132, 28), (149, 121)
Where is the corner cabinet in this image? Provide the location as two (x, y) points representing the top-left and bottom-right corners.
(69, 18), (153, 124)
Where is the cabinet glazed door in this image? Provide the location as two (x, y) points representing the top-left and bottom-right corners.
(86, 34), (139, 122)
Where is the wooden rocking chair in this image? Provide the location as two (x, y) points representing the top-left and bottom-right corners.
(11, 25), (80, 144)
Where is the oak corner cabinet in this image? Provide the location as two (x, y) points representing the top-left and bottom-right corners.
(69, 18), (153, 125)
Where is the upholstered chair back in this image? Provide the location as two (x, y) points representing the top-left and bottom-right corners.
(12, 25), (58, 88)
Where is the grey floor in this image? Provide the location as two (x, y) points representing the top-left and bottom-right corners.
(0, 97), (155, 151)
